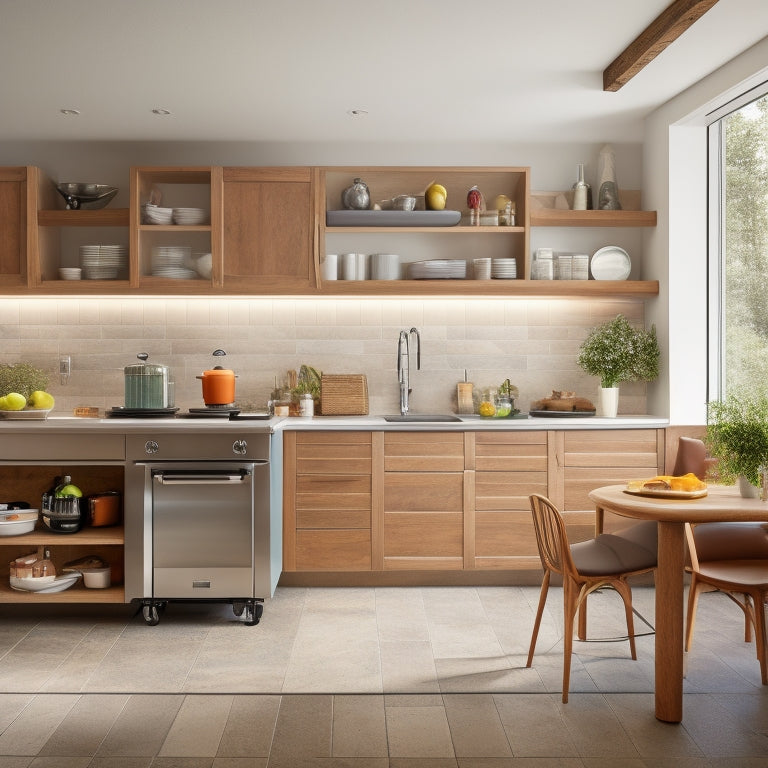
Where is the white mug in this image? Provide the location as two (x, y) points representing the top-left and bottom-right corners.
(321, 253), (338, 281)
(341, 253), (357, 280)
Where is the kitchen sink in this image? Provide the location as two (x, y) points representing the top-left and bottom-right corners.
(382, 414), (462, 422)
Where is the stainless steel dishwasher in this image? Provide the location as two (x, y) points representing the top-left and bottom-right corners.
(127, 431), (276, 626)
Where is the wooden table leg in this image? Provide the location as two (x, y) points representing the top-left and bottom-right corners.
(654, 520), (685, 723)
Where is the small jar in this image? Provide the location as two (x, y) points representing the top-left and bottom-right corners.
(299, 393), (314, 418)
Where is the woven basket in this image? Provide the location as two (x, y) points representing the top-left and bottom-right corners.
(321, 374), (369, 415)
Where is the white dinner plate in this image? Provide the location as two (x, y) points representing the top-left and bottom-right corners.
(590, 246), (631, 280)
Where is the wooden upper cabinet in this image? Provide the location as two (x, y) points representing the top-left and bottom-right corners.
(222, 167), (317, 293)
(0, 167), (33, 288)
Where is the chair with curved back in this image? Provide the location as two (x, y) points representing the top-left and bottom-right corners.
(671, 435), (768, 685)
(526, 493), (658, 702)
(684, 521), (768, 685)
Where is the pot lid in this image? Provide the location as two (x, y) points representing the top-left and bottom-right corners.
(124, 353), (168, 375)
(200, 366), (235, 377)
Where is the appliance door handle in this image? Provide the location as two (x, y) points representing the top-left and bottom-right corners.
(153, 470), (251, 485)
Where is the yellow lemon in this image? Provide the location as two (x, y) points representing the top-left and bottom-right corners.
(425, 183), (447, 211)
(478, 401), (496, 417)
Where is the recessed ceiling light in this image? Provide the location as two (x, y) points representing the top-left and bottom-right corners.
(152, 108), (172, 116)
(347, 109), (368, 117)
(59, 109), (80, 116)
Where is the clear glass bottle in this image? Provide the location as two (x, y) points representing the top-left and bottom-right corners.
(572, 163), (590, 211)
(299, 392), (314, 418)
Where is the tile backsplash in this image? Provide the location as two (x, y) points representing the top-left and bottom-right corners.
(0, 297), (648, 416)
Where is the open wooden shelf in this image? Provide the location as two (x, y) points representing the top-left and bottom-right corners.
(318, 279), (659, 297)
(530, 209), (657, 227)
(37, 209), (130, 227)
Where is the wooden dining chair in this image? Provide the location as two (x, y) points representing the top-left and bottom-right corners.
(684, 521), (768, 684)
(526, 493), (658, 702)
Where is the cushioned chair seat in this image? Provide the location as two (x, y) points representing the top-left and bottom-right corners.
(572, 522), (658, 575)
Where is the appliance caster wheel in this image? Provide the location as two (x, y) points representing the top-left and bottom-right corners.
(142, 603), (163, 626)
(244, 601), (263, 626)
(232, 601), (245, 617)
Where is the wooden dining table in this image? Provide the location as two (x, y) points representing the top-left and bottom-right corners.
(588, 484), (768, 724)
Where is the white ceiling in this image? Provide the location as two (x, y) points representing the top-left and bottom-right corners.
(2, 0), (767, 145)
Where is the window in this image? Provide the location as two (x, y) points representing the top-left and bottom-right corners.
(709, 87), (768, 399)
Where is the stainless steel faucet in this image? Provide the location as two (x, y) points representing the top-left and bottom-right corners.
(398, 327), (421, 416)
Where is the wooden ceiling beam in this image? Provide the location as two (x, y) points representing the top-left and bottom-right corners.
(603, 0), (720, 92)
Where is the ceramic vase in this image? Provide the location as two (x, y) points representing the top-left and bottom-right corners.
(738, 475), (760, 498)
(599, 386), (619, 418)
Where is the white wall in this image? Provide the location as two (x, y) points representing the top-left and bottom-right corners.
(644, 35), (768, 425)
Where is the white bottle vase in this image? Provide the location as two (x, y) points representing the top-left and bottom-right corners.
(599, 387), (619, 418)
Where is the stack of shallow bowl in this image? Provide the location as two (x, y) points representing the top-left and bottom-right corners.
(172, 207), (207, 225)
(80, 245), (127, 279)
(150, 245), (196, 279)
(142, 204), (174, 225)
(491, 258), (517, 279)
(408, 259), (467, 279)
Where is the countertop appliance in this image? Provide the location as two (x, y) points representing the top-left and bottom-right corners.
(129, 430), (273, 625)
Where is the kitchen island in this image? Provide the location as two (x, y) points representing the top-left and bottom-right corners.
(0, 413), (671, 604)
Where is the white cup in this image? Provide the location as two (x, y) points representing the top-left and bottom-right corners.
(341, 253), (357, 280)
(355, 253), (369, 280)
(371, 253), (401, 280)
(473, 258), (492, 280)
(321, 253), (338, 281)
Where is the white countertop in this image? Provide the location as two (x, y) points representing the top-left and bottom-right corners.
(0, 413), (668, 433)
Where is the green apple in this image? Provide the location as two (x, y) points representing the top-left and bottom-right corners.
(3, 392), (27, 411)
(28, 390), (55, 410)
(56, 484), (82, 498)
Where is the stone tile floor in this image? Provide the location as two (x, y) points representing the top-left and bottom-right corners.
(0, 586), (767, 765)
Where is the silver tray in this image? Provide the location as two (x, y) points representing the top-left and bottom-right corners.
(326, 210), (461, 227)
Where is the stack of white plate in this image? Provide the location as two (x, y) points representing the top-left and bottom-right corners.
(408, 260), (466, 279)
(58, 267), (82, 280)
(572, 254), (590, 280)
(151, 245), (196, 278)
(80, 245), (127, 280)
(143, 204), (174, 225)
(491, 258), (517, 279)
(172, 207), (207, 225)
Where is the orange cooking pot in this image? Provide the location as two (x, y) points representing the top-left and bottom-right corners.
(197, 366), (237, 406)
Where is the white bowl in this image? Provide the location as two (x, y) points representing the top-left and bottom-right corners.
(82, 566), (111, 588)
(59, 267), (82, 280)
(172, 207), (207, 225)
(0, 516), (37, 535)
(143, 204), (174, 225)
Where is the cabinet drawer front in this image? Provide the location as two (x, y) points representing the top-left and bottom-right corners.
(0, 434), (125, 461)
(296, 529), (371, 570)
(564, 466), (659, 510)
(564, 429), (660, 467)
(384, 473), (463, 511)
(384, 432), (464, 471)
(475, 510), (538, 558)
(296, 509), (371, 529)
(475, 471), (548, 510)
(475, 432), (547, 446)
(297, 473), (371, 497)
(383, 512), (463, 558)
(296, 433), (372, 474)
(297, 454), (372, 474)
(297, 431), (371, 446)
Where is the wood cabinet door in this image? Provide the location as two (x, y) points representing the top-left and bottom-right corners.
(222, 167), (316, 292)
(0, 167), (29, 287)
(472, 431), (548, 569)
(382, 432), (466, 570)
(284, 431), (374, 571)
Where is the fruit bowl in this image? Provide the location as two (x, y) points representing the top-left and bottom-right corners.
(56, 183), (118, 210)
(0, 408), (51, 420)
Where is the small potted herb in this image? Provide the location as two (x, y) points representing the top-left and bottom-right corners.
(577, 314), (660, 417)
(706, 392), (768, 494)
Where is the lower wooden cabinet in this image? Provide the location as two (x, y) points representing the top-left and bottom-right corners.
(282, 427), (665, 580)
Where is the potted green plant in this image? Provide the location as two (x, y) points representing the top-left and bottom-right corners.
(577, 314), (660, 417)
(706, 393), (768, 495)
